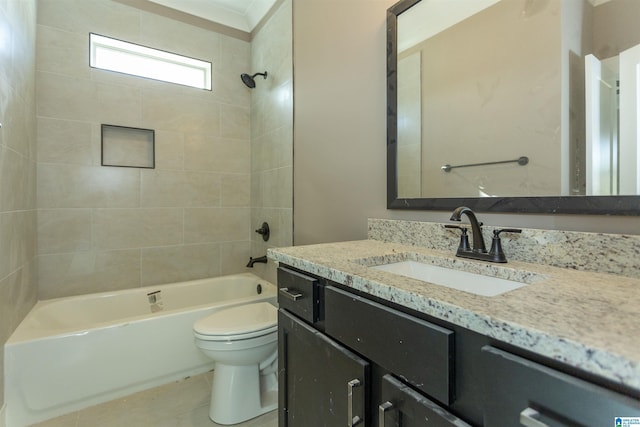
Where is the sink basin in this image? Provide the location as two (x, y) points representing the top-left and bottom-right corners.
(370, 261), (527, 296)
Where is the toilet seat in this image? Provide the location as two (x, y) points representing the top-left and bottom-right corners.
(194, 302), (277, 341)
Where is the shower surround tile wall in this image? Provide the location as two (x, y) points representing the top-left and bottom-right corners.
(249, 0), (293, 284)
(36, 0), (253, 299)
(0, 0), (38, 411)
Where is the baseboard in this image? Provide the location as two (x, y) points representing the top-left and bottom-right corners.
(0, 403), (6, 427)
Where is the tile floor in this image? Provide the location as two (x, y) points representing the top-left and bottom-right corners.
(31, 371), (278, 427)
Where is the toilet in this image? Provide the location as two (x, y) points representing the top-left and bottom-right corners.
(193, 302), (278, 425)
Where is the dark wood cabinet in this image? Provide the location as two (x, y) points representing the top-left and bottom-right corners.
(276, 264), (640, 427)
(278, 309), (369, 427)
(277, 266), (470, 426)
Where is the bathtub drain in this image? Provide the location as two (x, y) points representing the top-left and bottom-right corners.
(147, 290), (164, 313)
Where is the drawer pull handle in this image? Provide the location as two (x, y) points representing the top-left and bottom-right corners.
(347, 379), (362, 426)
(279, 287), (303, 301)
(378, 401), (393, 427)
(520, 408), (549, 427)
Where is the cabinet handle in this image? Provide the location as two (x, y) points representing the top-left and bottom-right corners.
(347, 379), (362, 426)
(279, 287), (303, 301)
(520, 408), (550, 427)
(378, 401), (393, 427)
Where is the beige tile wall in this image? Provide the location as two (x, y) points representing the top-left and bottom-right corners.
(249, 0), (294, 284)
(0, 0), (38, 410)
(36, 0), (255, 298)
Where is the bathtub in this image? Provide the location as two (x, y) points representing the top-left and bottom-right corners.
(4, 273), (276, 427)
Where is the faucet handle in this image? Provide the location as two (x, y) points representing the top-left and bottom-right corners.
(444, 225), (471, 252)
(493, 228), (522, 237)
(489, 228), (522, 262)
(255, 222), (270, 241)
(445, 224), (466, 230)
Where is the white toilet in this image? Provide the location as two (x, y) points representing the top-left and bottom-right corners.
(193, 302), (278, 425)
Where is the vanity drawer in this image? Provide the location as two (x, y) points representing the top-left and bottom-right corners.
(481, 346), (640, 426)
(324, 285), (455, 405)
(277, 266), (319, 324)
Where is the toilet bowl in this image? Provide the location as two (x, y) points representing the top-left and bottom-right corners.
(193, 302), (278, 425)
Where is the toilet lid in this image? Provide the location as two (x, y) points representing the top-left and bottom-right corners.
(193, 302), (277, 338)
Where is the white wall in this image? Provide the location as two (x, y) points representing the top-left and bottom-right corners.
(292, 0), (640, 246)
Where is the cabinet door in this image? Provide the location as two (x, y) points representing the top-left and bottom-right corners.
(279, 309), (370, 427)
(481, 346), (640, 427)
(378, 374), (472, 427)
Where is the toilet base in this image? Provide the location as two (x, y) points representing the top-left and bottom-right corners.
(209, 362), (278, 425)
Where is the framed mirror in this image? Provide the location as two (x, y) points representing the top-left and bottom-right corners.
(387, 0), (640, 214)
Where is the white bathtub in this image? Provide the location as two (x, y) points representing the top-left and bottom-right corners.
(4, 273), (276, 427)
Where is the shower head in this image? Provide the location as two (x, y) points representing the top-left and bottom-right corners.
(240, 71), (268, 88)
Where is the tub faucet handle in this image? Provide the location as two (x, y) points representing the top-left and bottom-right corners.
(255, 222), (270, 241)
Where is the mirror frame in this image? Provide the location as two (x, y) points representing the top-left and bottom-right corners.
(387, 0), (640, 215)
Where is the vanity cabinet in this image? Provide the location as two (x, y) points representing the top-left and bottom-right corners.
(276, 264), (640, 427)
(277, 266), (472, 426)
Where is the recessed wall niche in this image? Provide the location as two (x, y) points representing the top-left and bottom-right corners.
(101, 124), (155, 168)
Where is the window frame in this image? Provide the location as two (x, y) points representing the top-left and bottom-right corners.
(89, 33), (212, 91)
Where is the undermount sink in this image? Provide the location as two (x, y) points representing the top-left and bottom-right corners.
(370, 260), (527, 297)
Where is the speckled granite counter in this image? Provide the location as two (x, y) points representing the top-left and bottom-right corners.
(268, 233), (640, 393)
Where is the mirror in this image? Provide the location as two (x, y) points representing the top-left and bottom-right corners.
(387, 0), (640, 214)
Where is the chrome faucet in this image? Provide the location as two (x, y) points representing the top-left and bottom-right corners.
(448, 206), (522, 263)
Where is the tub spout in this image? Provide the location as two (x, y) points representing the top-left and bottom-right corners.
(246, 255), (268, 268)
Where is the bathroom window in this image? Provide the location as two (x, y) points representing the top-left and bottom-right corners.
(89, 33), (212, 90)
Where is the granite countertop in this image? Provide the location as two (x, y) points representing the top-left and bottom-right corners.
(268, 239), (640, 393)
